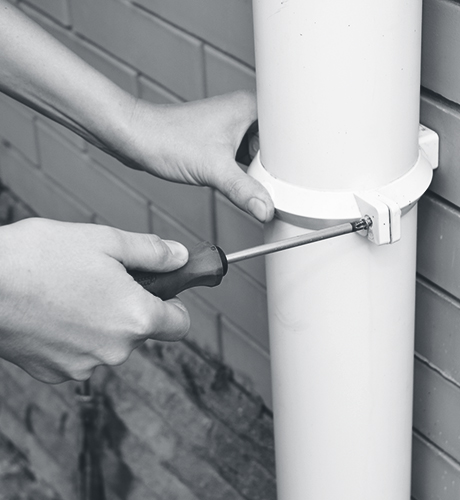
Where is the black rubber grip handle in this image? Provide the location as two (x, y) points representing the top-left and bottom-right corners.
(129, 241), (228, 300)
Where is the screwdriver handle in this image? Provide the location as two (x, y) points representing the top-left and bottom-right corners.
(129, 241), (228, 300)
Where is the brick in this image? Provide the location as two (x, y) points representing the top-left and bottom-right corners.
(197, 263), (269, 350)
(112, 350), (216, 450)
(94, 408), (200, 500)
(21, 0), (71, 26)
(138, 75), (182, 104)
(417, 194), (460, 301)
(142, 340), (275, 472)
(215, 192), (265, 286)
(422, 0), (460, 105)
(0, 395), (77, 500)
(205, 419), (276, 500)
(413, 359), (460, 463)
(204, 45), (256, 97)
(420, 93), (460, 207)
(0, 366), (80, 470)
(89, 143), (214, 240)
(91, 369), (178, 460)
(411, 433), (460, 500)
(221, 318), (272, 408)
(23, 3), (139, 96)
(70, 0), (205, 100)
(73, 39), (139, 97)
(0, 187), (36, 223)
(105, 476), (152, 500)
(130, 343), (275, 498)
(0, 144), (93, 222)
(36, 121), (150, 231)
(0, 432), (62, 500)
(179, 293), (220, 357)
(415, 279), (460, 385)
(133, 0), (255, 66)
(0, 94), (38, 164)
(165, 446), (244, 500)
(94, 369), (245, 500)
(150, 207), (201, 250)
(39, 115), (87, 150)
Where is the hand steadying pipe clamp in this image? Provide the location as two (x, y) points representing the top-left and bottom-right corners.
(129, 216), (372, 300)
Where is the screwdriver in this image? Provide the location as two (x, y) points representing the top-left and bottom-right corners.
(129, 217), (371, 300)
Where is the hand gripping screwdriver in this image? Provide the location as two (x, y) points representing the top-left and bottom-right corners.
(129, 217), (371, 300)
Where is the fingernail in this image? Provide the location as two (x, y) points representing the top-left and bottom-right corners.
(165, 240), (189, 263)
(248, 198), (268, 222)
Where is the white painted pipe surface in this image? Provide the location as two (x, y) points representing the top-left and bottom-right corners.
(265, 213), (416, 499)
(253, 0), (422, 191)
(252, 0), (423, 498)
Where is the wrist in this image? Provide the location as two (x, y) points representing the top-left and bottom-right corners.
(83, 85), (138, 161)
(104, 96), (166, 172)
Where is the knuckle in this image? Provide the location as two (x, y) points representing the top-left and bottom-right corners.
(126, 297), (156, 338)
(226, 176), (247, 199)
(133, 310), (155, 338)
(102, 348), (131, 367)
(69, 367), (93, 382)
(101, 225), (124, 249)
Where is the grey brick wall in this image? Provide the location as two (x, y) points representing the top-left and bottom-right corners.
(412, 0), (460, 497)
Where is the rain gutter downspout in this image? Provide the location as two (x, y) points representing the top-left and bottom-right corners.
(249, 1), (439, 499)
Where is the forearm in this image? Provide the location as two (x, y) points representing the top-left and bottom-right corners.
(0, 0), (133, 153)
(0, 1), (273, 222)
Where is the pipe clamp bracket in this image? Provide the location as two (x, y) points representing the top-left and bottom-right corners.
(249, 124), (439, 245)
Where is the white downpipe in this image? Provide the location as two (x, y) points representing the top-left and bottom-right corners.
(251, 1), (425, 498)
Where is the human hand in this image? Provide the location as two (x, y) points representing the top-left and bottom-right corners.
(0, 218), (190, 383)
(113, 90), (274, 223)
(0, 5), (271, 221)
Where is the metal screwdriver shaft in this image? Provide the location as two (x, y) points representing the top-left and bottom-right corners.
(131, 217), (371, 300)
(226, 217), (371, 264)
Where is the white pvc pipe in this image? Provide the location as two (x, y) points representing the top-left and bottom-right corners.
(252, 1), (423, 498)
(253, 0), (421, 191)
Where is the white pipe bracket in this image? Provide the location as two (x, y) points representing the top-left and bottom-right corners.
(249, 124), (439, 245)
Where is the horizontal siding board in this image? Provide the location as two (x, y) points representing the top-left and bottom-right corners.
(422, 0), (460, 104)
(132, 0), (255, 66)
(420, 93), (460, 207)
(417, 194), (460, 301)
(415, 279), (460, 385)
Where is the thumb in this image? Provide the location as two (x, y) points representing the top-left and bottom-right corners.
(216, 162), (275, 223)
(109, 231), (189, 272)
